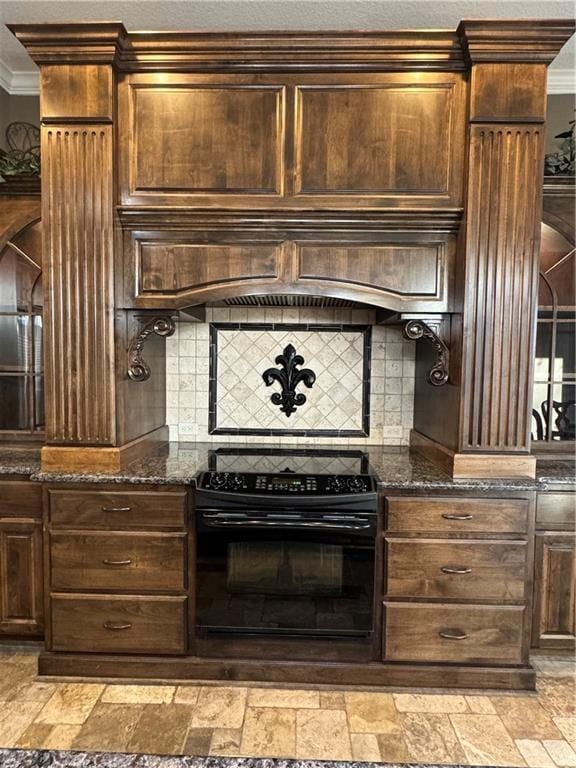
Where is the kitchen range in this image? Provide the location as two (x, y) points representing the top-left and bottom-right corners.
(196, 449), (378, 660)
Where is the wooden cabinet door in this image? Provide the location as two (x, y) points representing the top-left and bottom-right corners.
(118, 72), (465, 210)
(532, 532), (576, 650)
(0, 518), (43, 636)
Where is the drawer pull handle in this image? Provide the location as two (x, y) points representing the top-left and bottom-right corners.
(101, 506), (132, 513)
(439, 629), (469, 641)
(102, 558), (132, 566)
(103, 621), (132, 631)
(440, 566), (472, 575)
(442, 513), (473, 521)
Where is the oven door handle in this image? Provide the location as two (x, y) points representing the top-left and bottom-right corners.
(200, 511), (373, 532)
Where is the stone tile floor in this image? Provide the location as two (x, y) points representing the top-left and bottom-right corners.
(0, 646), (574, 767)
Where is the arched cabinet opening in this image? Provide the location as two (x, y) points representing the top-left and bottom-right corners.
(0, 208), (43, 441)
(532, 221), (575, 450)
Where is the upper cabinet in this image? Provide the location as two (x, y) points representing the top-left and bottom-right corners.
(118, 73), (466, 210)
(116, 71), (464, 310)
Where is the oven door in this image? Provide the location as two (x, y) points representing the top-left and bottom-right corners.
(196, 507), (376, 644)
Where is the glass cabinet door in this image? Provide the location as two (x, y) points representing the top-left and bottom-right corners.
(0, 219), (44, 435)
(532, 223), (575, 446)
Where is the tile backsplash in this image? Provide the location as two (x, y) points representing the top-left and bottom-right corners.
(166, 307), (415, 445)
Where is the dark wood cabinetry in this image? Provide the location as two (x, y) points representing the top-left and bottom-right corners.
(9, 20), (573, 477)
(382, 491), (534, 679)
(0, 480), (43, 636)
(385, 603), (525, 664)
(532, 490), (576, 650)
(38, 483), (537, 689)
(128, 229), (454, 313)
(118, 72), (466, 209)
(44, 484), (190, 656)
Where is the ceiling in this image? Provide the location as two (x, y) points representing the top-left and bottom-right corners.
(1, 0), (574, 94)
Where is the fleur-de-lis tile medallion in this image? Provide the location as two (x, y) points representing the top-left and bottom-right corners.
(262, 343), (316, 417)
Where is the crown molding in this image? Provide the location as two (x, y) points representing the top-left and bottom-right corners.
(8, 22), (128, 66)
(458, 18), (576, 64)
(0, 60), (39, 95)
(548, 68), (576, 93)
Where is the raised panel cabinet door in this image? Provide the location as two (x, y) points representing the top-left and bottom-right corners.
(129, 84), (284, 195)
(134, 237), (287, 306)
(532, 532), (576, 650)
(296, 240), (449, 311)
(0, 518), (43, 635)
(295, 77), (465, 204)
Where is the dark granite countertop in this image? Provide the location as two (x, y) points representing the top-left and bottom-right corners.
(27, 441), (538, 491)
(1, 440), (573, 491)
(536, 459), (576, 488)
(0, 447), (41, 476)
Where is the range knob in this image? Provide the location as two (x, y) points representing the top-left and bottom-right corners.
(208, 472), (227, 489)
(347, 477), (366, 493)
(326, 476), (346, 493)
(229, 473), (244, 490)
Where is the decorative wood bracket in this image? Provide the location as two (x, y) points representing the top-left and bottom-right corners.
(403, 319), (450, 387)
(128, 316), (176, 382)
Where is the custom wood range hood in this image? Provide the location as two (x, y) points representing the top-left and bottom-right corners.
(9, 19), (575, 477)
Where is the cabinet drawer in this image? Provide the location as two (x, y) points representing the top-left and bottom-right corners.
(537, 493), (576, 531)
(386, 538), (527, 601)
(49, 490), (187, 529)
(51, 594), (187, 654)
(51, 532), (187, 591)
(383, 602), (524, 664)
(0, 481), (42, 518)
(386, 497), (528, 534)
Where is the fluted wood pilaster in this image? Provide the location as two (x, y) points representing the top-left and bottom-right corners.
(459, 125), (544, 452)
(42, 124), (116, 444)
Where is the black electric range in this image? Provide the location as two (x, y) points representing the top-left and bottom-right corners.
(195, 448), (378, 656)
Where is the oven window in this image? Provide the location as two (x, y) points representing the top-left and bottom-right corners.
(197, 532), (374, 637)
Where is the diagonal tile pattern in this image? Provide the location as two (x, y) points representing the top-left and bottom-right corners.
(0, 645), (574, 767)
(167, 306), (415, 446)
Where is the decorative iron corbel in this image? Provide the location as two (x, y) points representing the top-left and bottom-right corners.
(128, 316), (176, 382)
(262, 343), (316, 417)
(403, 319), (449, 387)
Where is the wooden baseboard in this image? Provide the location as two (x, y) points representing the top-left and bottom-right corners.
(38, 652), (536, 691)
(410, 430), (537, 480)
(41, 426), (169, 472)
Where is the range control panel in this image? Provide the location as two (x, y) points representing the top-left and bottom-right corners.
(199, 471), (377, 495)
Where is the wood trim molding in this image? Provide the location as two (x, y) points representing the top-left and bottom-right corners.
(40, 426), (169, 473)
(458, 20), (575, 64)
(8, 22), (127, 65)
(452, 453), (537, 480)
(117, 208), (464, 232)
(411, 430), (537, 480)
(37, 651), (536, 690)
(10, 25), (464, 71)
(12, 21), (574, 72)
